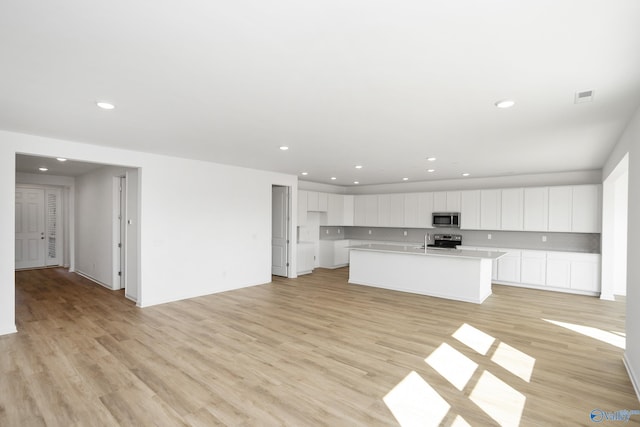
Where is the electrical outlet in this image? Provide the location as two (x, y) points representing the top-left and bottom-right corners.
(403, 230), (408, 236)
(368, 229), (372, 235)
(338, 228), (341, 234)
(325, 229), (329, 234)
(542, 235), (547, 242)
(488, 234), (492, 240)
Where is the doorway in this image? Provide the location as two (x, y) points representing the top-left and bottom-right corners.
(15, 186), (62, 269)
(113, 176), (126, 290)
(272, 185), (290, 277)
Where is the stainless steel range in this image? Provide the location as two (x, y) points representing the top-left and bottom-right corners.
(427, 234), (462, 249)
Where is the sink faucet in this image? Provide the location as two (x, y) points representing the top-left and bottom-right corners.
(424, 232), (431, 252)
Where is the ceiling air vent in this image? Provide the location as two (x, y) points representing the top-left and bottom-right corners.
(574, 90), (594, 104)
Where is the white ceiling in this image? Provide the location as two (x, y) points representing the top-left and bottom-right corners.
(2, 1), (640, 186)
(15, 155), (105, 177)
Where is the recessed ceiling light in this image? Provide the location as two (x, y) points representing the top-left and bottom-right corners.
(96, 101), (115, 110)
(402, 177), (409, 181)
(427, 157), (437, 162)
(38, 167), (48, 172)
(354, 181), (359, 184)
(462, 173), (471, 177)
(330, 177), (337, 180)
(355, 165), (363, 169)
(301, 172), (308, 176)
(495, 99), (515, 109)
(56, 157), (67, 162)
(427, 169), (435, 173)
(279, 146), (289, 151)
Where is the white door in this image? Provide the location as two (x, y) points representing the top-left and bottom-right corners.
(272, 186), (289, 277)
(15, 188), (46, 269)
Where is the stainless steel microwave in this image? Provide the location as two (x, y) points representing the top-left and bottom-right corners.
(432, 212), (460, 228)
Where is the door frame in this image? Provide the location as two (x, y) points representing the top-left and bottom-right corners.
(271, 185), (291, 277)
(112, 176), (126, 290)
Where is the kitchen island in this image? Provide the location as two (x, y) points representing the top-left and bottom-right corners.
(348, 244), (505, 304)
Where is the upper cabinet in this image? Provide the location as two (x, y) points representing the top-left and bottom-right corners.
(307, 191), (327, 212)
(548, 186), (572, 232)
(298, 190), (308, 226)
(354, 195), (378, 226)
(523, 187), (549, 232)
(501, 188), (524, 231)
(571, 185), (601, 233)
(378, 194), (404, 227)
(460, 190), (480, 230)
(325, 194), (354, 226)
(433, 191), (461, 212)
(480, 189), (501, 230)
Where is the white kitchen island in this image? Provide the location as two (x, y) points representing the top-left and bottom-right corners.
(348, 244), (505, 304)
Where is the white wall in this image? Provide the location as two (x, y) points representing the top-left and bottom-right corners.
(75, 165), (132, 289)
(603, 105), (640, 399)
(613, 170), (628, 295)
(1, 130), (298, 335)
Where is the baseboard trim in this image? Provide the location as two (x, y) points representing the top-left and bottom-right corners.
(0, 325), (17, 336)
(75, 270), (117, 291)
(623, 353), (640, 402)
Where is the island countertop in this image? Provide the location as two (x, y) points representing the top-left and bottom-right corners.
(348, 243), (506, 260)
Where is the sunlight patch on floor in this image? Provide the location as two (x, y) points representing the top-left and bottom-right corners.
(452, 323), (495, 355)
(542, 319), (625, 349)
(491, 342), (536, 382)
(469, 371), (526, 426)
(383, 371), (450, 427)
(425, 343), (478, 391)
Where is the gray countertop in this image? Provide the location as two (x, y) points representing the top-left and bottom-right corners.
(348, 243), (506, 260)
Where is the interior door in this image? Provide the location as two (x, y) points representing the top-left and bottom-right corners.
(272, 186), (289, 277)
(15, 188), (46, 269)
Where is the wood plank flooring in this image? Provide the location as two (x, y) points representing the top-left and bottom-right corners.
(2, 267), (638, 426)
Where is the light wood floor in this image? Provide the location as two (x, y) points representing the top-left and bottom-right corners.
(2, 268), (638, 426)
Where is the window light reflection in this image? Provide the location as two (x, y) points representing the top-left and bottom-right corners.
(425, 343), (478, 391)
(491, 342), (536, 382)
(542, 319), (625, 349)
(470, 371), (526, 426)
(383, 371), (450, 427)
(452, 323), (496, 355)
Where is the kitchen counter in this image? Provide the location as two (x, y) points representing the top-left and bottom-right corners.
(348, 243), (505, 260)
(348, 245), (506, 304)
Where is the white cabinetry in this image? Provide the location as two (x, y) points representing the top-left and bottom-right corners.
(297, 242), (315, 275)
(446, 191), (461, 212)
(306, 191), (327, 212)
(546, 252), (600, 292)
(325, 194), (354, 226)
(548, 186), (572, 232)
(480, 189), (501, 230)
(497, 249), (521, 283)
(546, 253), (571, 288)
(501, 188), (524, 231)
(405, 193), (434, 228)
(433, 191), (461, 212)
(354, 195), (378, 226)
(520, 250), (547, 286)
(461, 190), (481, 230)
(319, 240), (351, 269)
(378, 194), (404, 227)
(571, 185), (601, 233)
(523, 187), (549, 231)
(298, 190), (308, 226)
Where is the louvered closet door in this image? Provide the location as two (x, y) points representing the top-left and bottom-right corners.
(46, 189), (61, 266)
(15, 188), (46, 269)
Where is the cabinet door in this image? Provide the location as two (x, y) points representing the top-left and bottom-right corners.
(546, 254), (571, 288)
(354, 195), (367, 226)
(497, 250), (521, 283)
(389, 194), (404, 227)
(433, 192), (447, 212)
(418, 193), (434, 228)
(326, 194), (343, 225)
(318, 192), (328, 212)
(571, 185), (601, 233)
(548, 186), (572, 232)
(523, 187), (549, 232)
(334, 240), (351, 266)
(378, 195), (391, 227)
(404, 193), (419, 227)
(298, 190), (308, 226)
(520, 251), (547, 285)
(570, 255), (600, 292)
(363, 195), (378, 226)
(461, 190), (481, 229)
(480, 189), (501, 230)
(307, 191), (319, 211)
(446, 191), (461, 212)
(343, 195), (354, 226)
(501, 188), (524, 231)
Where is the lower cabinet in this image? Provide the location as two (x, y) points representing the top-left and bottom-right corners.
(319, 240), (352, 269)
(460, 246), (601, 295)
(296, 242), (315, 275)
